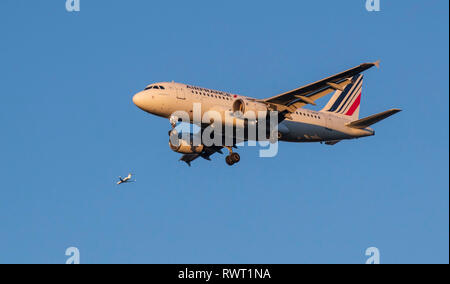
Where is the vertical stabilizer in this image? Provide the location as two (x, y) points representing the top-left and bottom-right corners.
(321, 74), (363, 120)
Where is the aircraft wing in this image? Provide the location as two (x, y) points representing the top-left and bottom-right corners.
(180, 146), (224, 166)
(260, 61), (380, 116)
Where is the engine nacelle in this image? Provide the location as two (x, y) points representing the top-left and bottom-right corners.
(169, 134), (204, 154)
(232, 99), (246, 114)
(220, 98), (269, 129)
(232, 98), (268, 117)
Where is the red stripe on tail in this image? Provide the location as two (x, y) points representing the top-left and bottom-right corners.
(345, 93), (361, 116)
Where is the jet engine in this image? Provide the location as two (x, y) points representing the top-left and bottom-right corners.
(223, 98), (270, 129)
(231, 98), (268, 117)
(232, 99), (246, 114)
(169, 131), (204, 154)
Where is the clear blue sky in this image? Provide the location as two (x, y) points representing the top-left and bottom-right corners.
(0, 1), (448, 264)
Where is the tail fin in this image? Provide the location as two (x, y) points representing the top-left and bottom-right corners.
(346, 109), (402, 129)
(321, 74), (364, 120)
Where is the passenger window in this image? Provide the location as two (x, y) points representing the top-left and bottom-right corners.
(160, 86), (165, 90)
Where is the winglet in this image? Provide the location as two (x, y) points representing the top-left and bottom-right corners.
(374, 60), (381, 68)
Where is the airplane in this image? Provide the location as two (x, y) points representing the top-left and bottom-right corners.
(117, 174), (135, 185)
(132, 61), (401, 166)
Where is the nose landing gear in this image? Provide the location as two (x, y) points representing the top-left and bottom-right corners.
(169, 115), (179, 129)
(225, 147), (240, 166)
(168, 115), (180, 136)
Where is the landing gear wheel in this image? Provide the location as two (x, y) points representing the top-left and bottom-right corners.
(226, 156), (234, 166)
(224, 146), (240, 166)
(230, 153), (240, 163)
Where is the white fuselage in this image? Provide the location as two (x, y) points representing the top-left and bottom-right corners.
(132, 82), (374, 143)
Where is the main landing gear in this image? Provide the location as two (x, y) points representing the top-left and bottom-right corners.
(225, 147), (240, 166)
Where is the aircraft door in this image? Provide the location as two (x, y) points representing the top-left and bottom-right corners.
(176, 87), (186, 100)
(324, 112), (332, 129)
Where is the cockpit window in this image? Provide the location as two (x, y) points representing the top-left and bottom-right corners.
(145, 85), (165, 91)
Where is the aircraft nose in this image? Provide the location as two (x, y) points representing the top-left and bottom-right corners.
(133, 92), (146, 109)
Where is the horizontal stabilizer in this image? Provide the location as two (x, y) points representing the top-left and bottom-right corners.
(347, 109), (401, 129)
